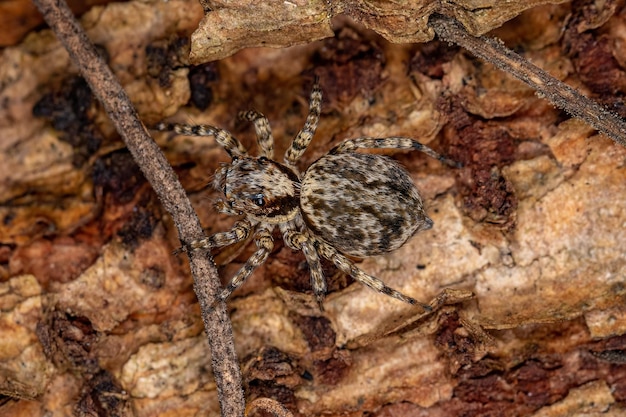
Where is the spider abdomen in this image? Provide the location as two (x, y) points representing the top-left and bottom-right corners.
(300, 152), (433, 258)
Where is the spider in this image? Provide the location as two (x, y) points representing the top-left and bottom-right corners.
(155, 82), (459, 311)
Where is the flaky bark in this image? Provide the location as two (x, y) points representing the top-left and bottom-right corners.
(1, 1), (625, 416)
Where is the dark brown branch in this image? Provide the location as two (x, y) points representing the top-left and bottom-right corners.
(429, 14), (626, 148)
(31, 0), (245, 416)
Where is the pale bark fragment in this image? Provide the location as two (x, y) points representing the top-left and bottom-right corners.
(190, 0), (570, 63)
(190, 0), (334, 64)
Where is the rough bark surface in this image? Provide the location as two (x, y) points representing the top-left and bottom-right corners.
(1, 1), (626, 416)
(189, 0), (571, 63)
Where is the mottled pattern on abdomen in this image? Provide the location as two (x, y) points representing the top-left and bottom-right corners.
(300, 153), (432, 258)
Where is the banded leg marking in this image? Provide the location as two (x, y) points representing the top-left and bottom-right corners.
(330, 136), (461, 168)
(284, 83), (322, 167)
(217, 227), (274, 302)
(239, 110), (274, 159)
(154, 122), (248, 158)
(175, 220), (252, 254)
(318, 242), (431, 311)
(284, 231), (327, 309)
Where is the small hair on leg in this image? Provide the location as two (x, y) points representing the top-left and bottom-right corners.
(153, 122), (248, 158)
(238, 110), (274, 159)
(330, 136), (461, 168)
(217, 227), (274, 302)
(318, 241), (432, 312)
(284, 82), (323, 167)
(283, 230), (327, 310)
(173, 220), (253, 256)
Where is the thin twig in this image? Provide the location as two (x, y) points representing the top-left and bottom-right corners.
(31, 1), (245, 416)
(429, 13), (626, 148)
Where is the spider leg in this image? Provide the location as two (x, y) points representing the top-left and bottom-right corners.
(330, 136), (461, 168)
(317, 241), (431, 312)
(283, 230), (327, 309)
(284, 82), (322, 168)
(238, 110), (274, 159)
(217, 227), (274, 302)
(153, 122), (248, 158)
(175, 219), (252, 254)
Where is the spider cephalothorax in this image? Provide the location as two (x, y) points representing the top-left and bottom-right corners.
(217, 156), (301, 223)
(155, 82), (458, 311)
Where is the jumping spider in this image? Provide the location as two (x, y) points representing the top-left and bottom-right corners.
(155, 82), (459, 311)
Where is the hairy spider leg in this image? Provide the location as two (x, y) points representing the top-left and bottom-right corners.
(193, 220), (251, 250)
(216, 227), (274, 302)
(174, 220), (252, 254)
(284, 83), (323, 168)
(300, 239), (326, 308)
(317, 241), (432, 312)
(282, 226), (327, 309)
(238, 110), (274, 159)
(154, 122), (248, 158)
(330, 136), (461, 168)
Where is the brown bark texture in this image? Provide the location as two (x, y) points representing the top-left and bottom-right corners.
(1, 1), (626, 416)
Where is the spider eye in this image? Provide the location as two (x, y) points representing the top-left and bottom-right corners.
(258, 156), (268, 163)
(253, 196), (265, 207)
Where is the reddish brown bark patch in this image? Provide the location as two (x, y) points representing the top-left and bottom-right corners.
(36, 309), (100, 373)
(32, 76), (103, 167)
(116, 204), (160, 249)
(92, 151), (147, 206)
(563, 0), (626, 116)
(409, 40), (460, 79)
(308, 27), (385, 110)
(243, 347), (302, 416)
(313, 353), (351, 386)
(146, 36), (190, 88)
(188, 62), (219, 111)
(440, 96), (518, 229)
(10, 237), (99, 287)
(290, 314), (335, 353)
(434, 311), (482, 373)
(443, 332), (626, 416)
(75, 370), (133, 417)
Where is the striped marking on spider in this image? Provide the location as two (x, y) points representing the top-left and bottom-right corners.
(154, 82), (460, 311)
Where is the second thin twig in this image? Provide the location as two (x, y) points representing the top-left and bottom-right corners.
(429, 13), (626, 148)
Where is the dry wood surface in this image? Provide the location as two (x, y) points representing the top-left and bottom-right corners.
(1, 1), (626, 416)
